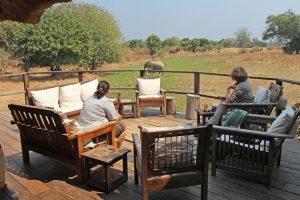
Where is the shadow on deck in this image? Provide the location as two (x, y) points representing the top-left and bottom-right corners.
(1, 109), (300, 200)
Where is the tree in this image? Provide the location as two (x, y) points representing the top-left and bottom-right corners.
(219, 38), (238, 48)
(162, 37), (181, 48)
(146, 34), (161, 56)
(252, 37), (267, 47)
(0, 48), (9, 73)
(12, 3), (122, 71)
(126, 39), (145, 49)
(190, 38), (201, 52)
(235, 27), (251, 48)
(263, 10), (300, 54)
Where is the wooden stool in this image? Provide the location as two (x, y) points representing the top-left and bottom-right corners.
(195, 109), (215, 126)
(82, 145), (130, 193)
(119, 99), (137, 119)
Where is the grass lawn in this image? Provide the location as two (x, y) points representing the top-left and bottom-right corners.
(103, 55), (230, 112)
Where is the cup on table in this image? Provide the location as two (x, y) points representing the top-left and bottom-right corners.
(203, 104), (209, 111)
(115, 140), (121, 151)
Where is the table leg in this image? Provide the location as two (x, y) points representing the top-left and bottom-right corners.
(196, 112), (200, 126)
(123, 154), (128, 182)
(105, 165), (112, 192)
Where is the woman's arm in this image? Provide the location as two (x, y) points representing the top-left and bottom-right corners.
(225, 83), (236, 103)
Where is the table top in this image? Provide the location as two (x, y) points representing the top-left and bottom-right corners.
(82, 145), (130, 165)
(195, 108), (215, 115)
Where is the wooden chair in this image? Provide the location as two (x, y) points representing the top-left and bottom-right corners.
(136, 77), (166, 117)
(133, 125), (212, 200)
(222, 82), (283, 115)
(8, 104), (126, 182)
(211, 111), (300, 186)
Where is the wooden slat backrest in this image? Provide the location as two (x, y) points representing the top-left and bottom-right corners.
(8, 104), (75, 158)
(140, 125), (212, 177)
(265, 82), (283, 115)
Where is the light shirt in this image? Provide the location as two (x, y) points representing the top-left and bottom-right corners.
(78, 95), (116, 130)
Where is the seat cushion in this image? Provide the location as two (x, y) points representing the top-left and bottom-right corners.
(139, 94), (163, 99)
(254, 86), (270, 103)
(137, 78), (160, 96)
(30, 86), (61, 111)
(80, 79), (98, 101)
(267, 106), (295, 135)
(59, 83), (83, 112)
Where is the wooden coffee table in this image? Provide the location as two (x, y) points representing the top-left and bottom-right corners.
(119, 98), (137, 119)
(195, 109), (215, 126)
(82, 145), (130, 193)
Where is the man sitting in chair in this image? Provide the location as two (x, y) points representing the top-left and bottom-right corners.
(78, 80), (126, 146)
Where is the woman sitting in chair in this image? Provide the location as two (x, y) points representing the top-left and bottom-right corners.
(208, 66), (254, 125)
(78, 80), (126, 145)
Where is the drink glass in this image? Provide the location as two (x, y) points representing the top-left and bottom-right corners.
(203, 104), (208, 111)
(115, 140), (121, 151)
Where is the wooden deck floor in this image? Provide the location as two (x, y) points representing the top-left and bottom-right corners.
(1, 109), (300, 200)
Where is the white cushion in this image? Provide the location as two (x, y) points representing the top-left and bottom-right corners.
(30, 86), (61, 111)
(139, 95), (163, 99)
(59, 83), (83, 112)
(80, 79), (98, 101)
(267, 106), (295, 135)
(137, 78), (160, 96)
(254, 86), (270, 103)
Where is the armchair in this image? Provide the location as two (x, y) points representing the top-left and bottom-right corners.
(222, 82), (283, 115)
(133, 125), (212, 200)
(211, 111), (300, 186)
(136, 77), (166, 117)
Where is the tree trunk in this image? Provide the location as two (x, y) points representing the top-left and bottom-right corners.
(186, 94), (200, 120)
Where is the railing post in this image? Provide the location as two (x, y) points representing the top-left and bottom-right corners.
(78, 72), (83, 82)
(275, 79), (283, 116)
(23, 73), (30, 104)
(194, 72), (200, 94)
(140, 70), (145, 77)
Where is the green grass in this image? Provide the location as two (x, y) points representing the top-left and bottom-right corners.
(101, 55), (227, 112)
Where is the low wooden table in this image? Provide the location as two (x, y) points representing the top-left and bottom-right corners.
(196, 109), (215, 126)
(119, 98), (137, 118)
(82, 145), (130, 193)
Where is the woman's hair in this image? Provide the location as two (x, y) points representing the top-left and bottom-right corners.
(95, 80), (110, 99)
(230, 67), (248, 83)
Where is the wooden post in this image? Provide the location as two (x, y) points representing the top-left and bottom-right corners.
(186, 94), (200, 120)
(0, 144), (5, 189)
(276, 79), (283, 116)
(23, 73), (30, 105)
(140, 70), (145, 77)
(166, 96), (176, 115)
(78, 72), (83, 82)
(194, 72), (200, 94)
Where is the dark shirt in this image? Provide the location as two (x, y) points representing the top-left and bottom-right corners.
(230, 80), (254, 103)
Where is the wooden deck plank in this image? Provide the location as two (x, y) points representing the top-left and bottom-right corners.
(1, 110), (300, 200)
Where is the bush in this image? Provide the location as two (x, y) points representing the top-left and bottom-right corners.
(250, 46), (263, 52)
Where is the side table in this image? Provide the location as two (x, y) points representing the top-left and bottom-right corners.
(82, 145), (130, 193)
(119, 98), (137, 119)
(196, 109), (215, 126)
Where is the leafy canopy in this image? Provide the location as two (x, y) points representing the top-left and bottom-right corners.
(146, 34), (161, 56)
(12, 3), (121, 70)
(263, 10), (300, 54)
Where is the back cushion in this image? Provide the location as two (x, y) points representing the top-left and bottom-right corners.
(254, 86), (270, 103)
(59, 83), (83, 112)
(30, 86), (61, 111)
(80, 79), (98, 101)
(267, 106), (295, 135)
(137, 78), (160, 96)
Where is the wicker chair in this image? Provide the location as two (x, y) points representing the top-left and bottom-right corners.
(222, 82), (283, 115)
(211, 111), (300, 186)
(8, 104), (126, 182)
(135, 77), (166, 117)
(133, 125), (212, 200)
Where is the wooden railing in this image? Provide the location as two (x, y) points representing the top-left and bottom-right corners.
(1, 69), (300, 105)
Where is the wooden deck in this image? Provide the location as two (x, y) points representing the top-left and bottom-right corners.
(1, 109), (300, 200)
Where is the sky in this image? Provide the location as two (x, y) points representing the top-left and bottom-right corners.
(76, 0), (300, 41)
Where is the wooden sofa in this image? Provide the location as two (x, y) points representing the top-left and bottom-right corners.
(26, 79), (120, 118)
(8, 104), (126, 182)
